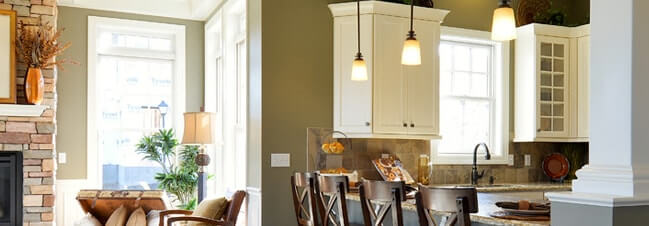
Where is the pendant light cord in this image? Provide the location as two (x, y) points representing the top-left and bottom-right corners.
(356, 0), (361, 56)
(409, 0), (414, 32)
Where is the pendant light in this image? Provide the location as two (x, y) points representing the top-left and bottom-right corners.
(351, 0), (368, 81)
(491, 0), (517, 41)
(401, 0), (421, 66)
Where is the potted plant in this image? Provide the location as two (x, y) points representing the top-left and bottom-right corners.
(135, 129), (201, 209)
(15, 23), (73, 105)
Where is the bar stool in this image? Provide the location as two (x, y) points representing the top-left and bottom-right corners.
(415, 185), (478, 226)
(292, 172), (320, 226)
(358, 180), (406, 226)
(316, 175), (351, 226)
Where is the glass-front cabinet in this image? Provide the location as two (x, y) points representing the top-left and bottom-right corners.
(514, 23), (589, 142)
(537, 37), (569, 137)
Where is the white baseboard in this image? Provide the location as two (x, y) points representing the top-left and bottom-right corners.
(246, 187), (261, 226)
(55, 179), (95, 226)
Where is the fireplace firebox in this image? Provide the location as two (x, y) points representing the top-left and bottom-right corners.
(0, 151), (22, 225)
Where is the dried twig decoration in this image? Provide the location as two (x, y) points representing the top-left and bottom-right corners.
(16, 23), (76, 70)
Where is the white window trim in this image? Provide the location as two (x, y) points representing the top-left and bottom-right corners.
(87, 16), (186, 187)
(432, 26), (510, 165)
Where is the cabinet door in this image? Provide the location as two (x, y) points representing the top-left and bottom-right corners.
(577, 36), (589, 138)
(406, 19), (439, 135)
(373, 15), (409, 134)
(333, 15), (373, 134)
(536, 36), (570, 138)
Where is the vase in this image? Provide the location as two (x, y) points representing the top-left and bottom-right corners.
(25, 67), (44, 105)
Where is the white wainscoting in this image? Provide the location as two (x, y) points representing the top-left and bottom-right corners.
(246, 187), (261, 226)
(55, 179), (91, 226)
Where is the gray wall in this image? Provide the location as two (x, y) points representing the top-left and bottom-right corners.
(56, 6), (205, 179)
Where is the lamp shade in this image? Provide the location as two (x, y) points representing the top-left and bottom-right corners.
(491, 6), (517, 41)
(401, 38), (422, 65)
(351, 58), (368, 81)
(182, 112), (216, 145)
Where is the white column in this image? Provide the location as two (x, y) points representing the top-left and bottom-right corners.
(548, 0), (649, 205)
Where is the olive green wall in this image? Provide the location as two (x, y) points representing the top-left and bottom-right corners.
(259, 0), (589, 225)
(260, 0), (333, 225)
(56, 6), (205, 179)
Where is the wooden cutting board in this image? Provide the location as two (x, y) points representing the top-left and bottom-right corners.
(490, 211), (550, 221)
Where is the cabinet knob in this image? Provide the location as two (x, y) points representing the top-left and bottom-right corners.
(403, 123), (408, 127)
(410, 123), (415, 128)
(537, 128), (541, 132)
(365, 122), (371, 126)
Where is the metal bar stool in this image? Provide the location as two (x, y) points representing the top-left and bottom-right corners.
(415, 185), (478, 226)
(358, 180), (406, 226)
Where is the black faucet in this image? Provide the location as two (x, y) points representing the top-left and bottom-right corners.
(471, 143), (491, 185)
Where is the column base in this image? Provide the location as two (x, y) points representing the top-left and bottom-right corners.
(571, 164), (649, 197)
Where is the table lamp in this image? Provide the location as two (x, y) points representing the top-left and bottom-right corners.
(182, 112), (216, 203)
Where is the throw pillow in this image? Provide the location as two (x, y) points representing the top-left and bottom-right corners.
(105, 204), (129, 226)
(188, 197), (228, 226)
(74, 213), (102, 226)
(146, 210), (161, 226)
(126, 207), (147, 226)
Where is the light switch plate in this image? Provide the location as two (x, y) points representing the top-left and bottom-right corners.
(381, 154), (389, 159)
(58, 152), (67, 164)
(508, 154), (514, 166)
(271, 153), (290, 167)
(524, 154), (531, 167)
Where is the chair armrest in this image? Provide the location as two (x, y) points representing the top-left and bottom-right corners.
(159, 210), (193, 226)
(167, 216), (225, 226)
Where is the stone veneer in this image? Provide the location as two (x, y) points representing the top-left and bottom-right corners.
(0, 0), (58, 225)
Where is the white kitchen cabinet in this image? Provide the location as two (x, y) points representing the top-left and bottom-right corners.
(330, 1), (448, 139)
(514, 24), (590, 142)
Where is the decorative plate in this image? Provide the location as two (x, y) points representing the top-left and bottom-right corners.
(542, 153), (570, 182)
(516, 0), (551, 26)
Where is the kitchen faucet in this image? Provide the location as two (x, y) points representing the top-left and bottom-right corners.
(471, 143), (491, 185)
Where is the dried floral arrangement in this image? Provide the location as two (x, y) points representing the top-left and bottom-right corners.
(15, 23), (74, 70)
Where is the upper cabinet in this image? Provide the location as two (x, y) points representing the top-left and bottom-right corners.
(329, 1), (448, 139)
(514, 23), (590, 142)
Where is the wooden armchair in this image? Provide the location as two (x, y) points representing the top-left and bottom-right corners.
(159, 190), (247, 226)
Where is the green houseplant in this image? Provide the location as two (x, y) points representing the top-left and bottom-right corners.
(135, 129), (200, 209)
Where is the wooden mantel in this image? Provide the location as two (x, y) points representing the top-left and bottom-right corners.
(0, 104), (49, 117)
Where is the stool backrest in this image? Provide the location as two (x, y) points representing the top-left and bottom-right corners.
(292, 172), (320, 226)
(359, 180), (406, 226)
(416, 185), (478, 226)
(316, 175), (350, 226)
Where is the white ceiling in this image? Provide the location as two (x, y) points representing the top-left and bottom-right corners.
(57, 0), (223, 21)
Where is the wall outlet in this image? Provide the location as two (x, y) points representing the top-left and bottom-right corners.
(524, 154), (531, 167)
(508, 154), (514, 166)
(271, 153), (290, 167)
(58, 152), (67, 164)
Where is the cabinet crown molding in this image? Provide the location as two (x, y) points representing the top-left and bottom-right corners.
(517, 23), (591, 38)
(328, 1), (449, 22)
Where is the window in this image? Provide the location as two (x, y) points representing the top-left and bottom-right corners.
(433, 27), (509, 164)
(88, 17), (186, 188)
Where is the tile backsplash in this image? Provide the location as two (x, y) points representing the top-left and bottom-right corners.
(307, 128), (588, 185)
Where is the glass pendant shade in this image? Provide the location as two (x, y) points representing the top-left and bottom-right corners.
(351, 57), (368, 81)
(491, 6), (517, 41)
(401, 38), (422, 65)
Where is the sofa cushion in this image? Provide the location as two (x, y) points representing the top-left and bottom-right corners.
(188, 197), (228, 226)
(105, 204), (129, 226)
(126, 207), (147, 226)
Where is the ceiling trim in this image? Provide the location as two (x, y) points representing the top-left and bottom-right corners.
(57, 0), (222, 21)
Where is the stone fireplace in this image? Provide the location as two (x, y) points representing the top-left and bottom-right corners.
(0, 0), (59, 225)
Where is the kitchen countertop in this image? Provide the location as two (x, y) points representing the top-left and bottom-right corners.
(346, 183), (571, 226)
